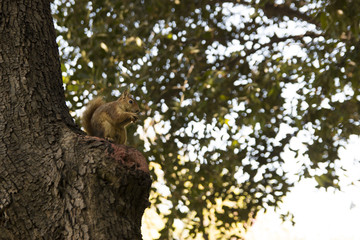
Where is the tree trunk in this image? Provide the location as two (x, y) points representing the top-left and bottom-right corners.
(0, 1), (151, 239)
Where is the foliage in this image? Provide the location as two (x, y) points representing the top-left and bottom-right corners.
(53, 0), (360, 238)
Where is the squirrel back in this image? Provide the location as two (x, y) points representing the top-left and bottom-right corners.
(82, 97), (105, 136)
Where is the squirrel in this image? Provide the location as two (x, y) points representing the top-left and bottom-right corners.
(82, 89), (140, 145)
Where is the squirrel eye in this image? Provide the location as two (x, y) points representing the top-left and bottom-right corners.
(129, 100), (133, 104)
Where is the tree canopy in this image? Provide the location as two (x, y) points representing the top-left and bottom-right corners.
(53, 0), (360, 238)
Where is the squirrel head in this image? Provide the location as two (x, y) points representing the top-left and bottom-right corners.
(118, 89), (140, 114)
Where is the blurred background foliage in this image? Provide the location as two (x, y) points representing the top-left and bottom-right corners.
(53, 0), (360, 239)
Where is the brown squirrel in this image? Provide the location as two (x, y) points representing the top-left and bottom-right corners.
(82, 90), (140, 145)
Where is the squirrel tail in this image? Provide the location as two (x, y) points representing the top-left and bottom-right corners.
(82, 97), (104, 135)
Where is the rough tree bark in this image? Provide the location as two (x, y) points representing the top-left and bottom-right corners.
(0, 0), (151, 239)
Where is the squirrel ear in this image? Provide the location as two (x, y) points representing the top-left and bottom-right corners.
(120, 89), (130, 99)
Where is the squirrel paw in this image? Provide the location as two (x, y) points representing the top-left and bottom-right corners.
(130, 113), (139, 122)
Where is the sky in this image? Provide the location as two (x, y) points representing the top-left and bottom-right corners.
(245, 135), (360, 240)
(245, 181), (360, 240)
